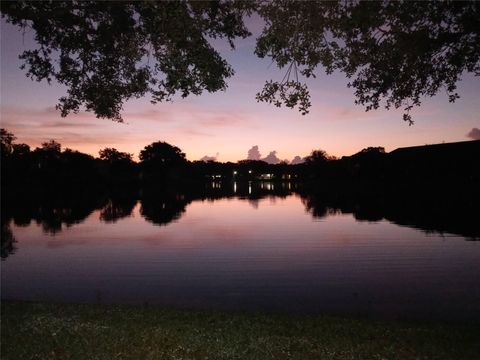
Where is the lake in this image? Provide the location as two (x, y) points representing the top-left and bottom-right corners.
(2, 182), (480, 322)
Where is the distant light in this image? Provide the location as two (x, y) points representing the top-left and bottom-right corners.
(248, 170), (252, 174)
(233, 170), (237, 175)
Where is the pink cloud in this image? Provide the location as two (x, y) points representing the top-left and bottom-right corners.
(247, 145), (261, 160)
(200, 152), (219, 162)
(262, 151), (281, 164)
(467, 127), (480, 140)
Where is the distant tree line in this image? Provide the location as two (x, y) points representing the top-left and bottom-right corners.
(1, 128), (303, 188)
(2, 128), (479, 190)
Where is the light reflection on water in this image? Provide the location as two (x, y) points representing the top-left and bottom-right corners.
(2, 191), (480, 322)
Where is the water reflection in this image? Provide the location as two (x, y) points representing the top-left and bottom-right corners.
(2, 181), (480, 322)
(1, 222), (16, 259)
(1, 182), (479, 250)
(3, 187), (107, 236)
(100, 191), (137, 223)
(140, 189), (189, 226)
(297, 185), (480, 240)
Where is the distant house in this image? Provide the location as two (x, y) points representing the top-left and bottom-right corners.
(258, 173), (274, 180)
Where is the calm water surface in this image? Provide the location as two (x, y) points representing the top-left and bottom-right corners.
(2, 186), (480, 322)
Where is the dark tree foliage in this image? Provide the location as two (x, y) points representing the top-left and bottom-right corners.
(2, 1), (479, 123)
(12, 143), (30, 157)
(256, 1), (480, 123)
(40, 139), (61, 153)
(98, 147), (137, 183)
(139, 141), (186, 165)
(99, 147), (133, 163)
(304, 149), (334, 164)
(359, 147), (385, 155)
(1, 128), (16, 156)
(62, 148), (95, 163)
(1, 0), (253, 121)
(35, 140), (62, 165)
(1, 130), (105, 188)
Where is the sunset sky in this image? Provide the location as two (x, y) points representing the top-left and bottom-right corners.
(1, 17), (479, 163)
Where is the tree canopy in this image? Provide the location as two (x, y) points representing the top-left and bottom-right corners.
(1, 128), (16, 156)
(99, 148), (133, 163)
(2, 1), (479, 124)
(304, 149), (334, 165)
(1, 1), (252, 121)
(255, 1), (480, 123)
(139, 141), (186, 165)
(41, 139), (61, 153)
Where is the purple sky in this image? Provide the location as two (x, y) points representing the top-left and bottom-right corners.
(1, 17), (479, 162)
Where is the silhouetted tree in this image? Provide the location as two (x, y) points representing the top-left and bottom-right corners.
(255, 1), (480, 123)
(2, 2), (478, 122)
(139, 141), (187, 182)
(302, 149), (337, 180)
(61, 149), (97, 180)
(304, 149), (333, 165)
(40, 139), (61, 153)
(99, 148), (133, 163)
(12, 143), (30, 157)
(140, 141), (186, 166)
(338, 146), (387, 180)
(1, 1), (252, 121)
(31, 140), (62, 173)
(359, 147), (386, 155)
(98, 147), (137, 184)
(0, 128), (16, 157)
(1, 130), (31, 187)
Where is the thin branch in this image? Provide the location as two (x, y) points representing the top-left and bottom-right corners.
(281, 61), (293, 84)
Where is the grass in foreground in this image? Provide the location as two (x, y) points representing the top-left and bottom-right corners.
(1, 301), (479, 359)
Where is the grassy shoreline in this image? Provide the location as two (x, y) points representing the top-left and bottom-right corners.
(2, 301), (479, 359)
